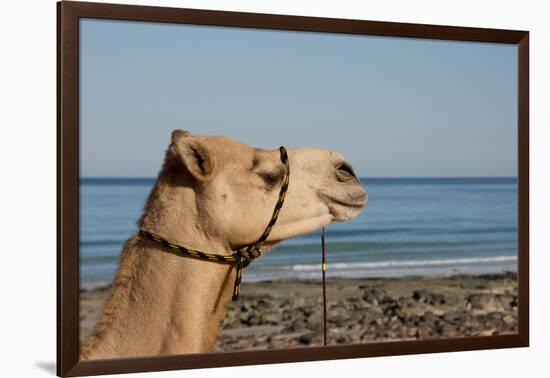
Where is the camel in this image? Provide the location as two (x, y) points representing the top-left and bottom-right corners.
(81, 130), (367, 359)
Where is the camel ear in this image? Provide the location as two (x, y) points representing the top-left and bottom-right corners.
(171, 129), (193, 142)
(173, 138), (216, 181)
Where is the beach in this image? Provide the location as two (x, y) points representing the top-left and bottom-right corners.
(80, 273), (518, 350)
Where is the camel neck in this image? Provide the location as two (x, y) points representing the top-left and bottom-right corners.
(81, 179), (236, 359)
(81, 235), (235, 359)
(81, 172), (239, 359)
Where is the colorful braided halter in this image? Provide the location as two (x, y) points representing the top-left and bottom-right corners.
(139, 146), (290, 301)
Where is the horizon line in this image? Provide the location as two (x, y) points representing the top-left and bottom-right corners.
(81, 176), (517, 180)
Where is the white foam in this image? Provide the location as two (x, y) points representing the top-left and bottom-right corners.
(291, 255), (517, 271)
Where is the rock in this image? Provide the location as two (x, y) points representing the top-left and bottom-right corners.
(408, 315), (421, 326)
(336, 335), (348, 344)
(348, 332), (362, 344)
(330, 306), (350, 327)
(258, 298), (273, 307)
(502, 315), (515, 327)
(349, 311), (363, 323)
(421, 311), (437, 326)
(299, 305), (314, 317)
(247, 315), (260, 326)
(432, 309), (446, 317)
(383, 303), (402, 319)
(256, 335), (269, 343)
(347, 323), (362, 332)
(298, 333), (313, 345)
(443, 311), (462, 325)
(240, 302), (252, 312)
(260, 310), (283, 325)
(289, 317), (308, 332)
(467, 294), (506, 313)
(418, 325), (433, 338)
(251, 342), (269, 349)
(478, 328), (497, 336)
(363, 287), (385, 305)
(412, 290), (425, 301)
(435, 319), (445, 333)
(280, 299), (291, 308)
(292, 297), (306, 308)
(238, 312), (250, 324)
(412, 290), (446, 305)
(407, 327), (419, 337)
(307, 311), (324, 330)
(441, 324), (459, 337)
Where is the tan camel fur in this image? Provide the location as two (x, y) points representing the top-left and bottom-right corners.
(81, 130), (367, 359)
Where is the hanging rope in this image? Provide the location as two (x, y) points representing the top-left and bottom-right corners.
(322, 227), (327, 346)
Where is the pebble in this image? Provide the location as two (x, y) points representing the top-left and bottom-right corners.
(100, 276), (517, 352)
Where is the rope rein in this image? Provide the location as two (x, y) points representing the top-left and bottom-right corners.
(140, 146), (290, 301)
(322, 227), (327, 346)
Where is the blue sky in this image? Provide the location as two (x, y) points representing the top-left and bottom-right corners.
(80, 19), (517, 178)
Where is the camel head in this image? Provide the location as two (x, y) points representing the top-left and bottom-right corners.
(153, 129), (367, 251)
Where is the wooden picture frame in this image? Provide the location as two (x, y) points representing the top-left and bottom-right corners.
(57, 1), (529, 376)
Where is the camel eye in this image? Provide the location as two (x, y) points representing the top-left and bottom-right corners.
(258, 172), (282, 189)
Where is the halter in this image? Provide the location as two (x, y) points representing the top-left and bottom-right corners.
(139, 146), (290, 301)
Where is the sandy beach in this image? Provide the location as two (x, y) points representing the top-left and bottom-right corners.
(80, 273), (518, 351)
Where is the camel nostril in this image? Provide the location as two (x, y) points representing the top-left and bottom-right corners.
(335, 162), (358, 182)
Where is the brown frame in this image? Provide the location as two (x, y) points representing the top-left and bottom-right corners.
(57, 1), (529, 376)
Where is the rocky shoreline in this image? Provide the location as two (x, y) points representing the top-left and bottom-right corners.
(79, 273), (518, 351)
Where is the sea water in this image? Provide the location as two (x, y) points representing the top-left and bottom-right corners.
(80, 178), (517, 289)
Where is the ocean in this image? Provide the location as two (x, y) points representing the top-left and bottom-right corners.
(80, 177), (517, 289)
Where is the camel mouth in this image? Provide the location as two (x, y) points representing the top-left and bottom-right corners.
(326, 195), (367, 209)
(322, 190), (367, 222)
